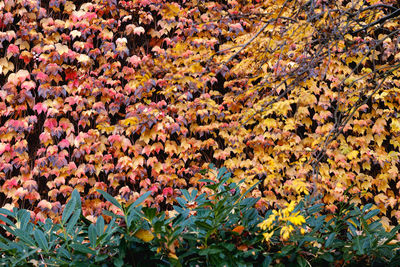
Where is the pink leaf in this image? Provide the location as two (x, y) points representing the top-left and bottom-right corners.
(128, 55), (141, 67)
(162, 187), (173, 196)
(35, 71), (49, 82)
(0, 143), (10, 155)
(39, 131), (51, 143)
(134, 26), (145, 35)
(7, 44), (19, 54)
(59, 139), (70, 149)
(44, 118), (57, 129)
(33, 102), (48, 114)
(229, 23), (243, 33)
(21, 81), (36, 90)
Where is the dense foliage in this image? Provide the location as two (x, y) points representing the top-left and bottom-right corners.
(1, 0), (400, 241)
(0, 168), (399, 266)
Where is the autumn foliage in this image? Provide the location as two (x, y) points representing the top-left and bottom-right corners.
(0, 0), (400, 229)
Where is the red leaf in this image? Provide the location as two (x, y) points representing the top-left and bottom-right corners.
(65, 68), (78, 80)
(162, 187), (173, 196)
(7, 44), (19, 54)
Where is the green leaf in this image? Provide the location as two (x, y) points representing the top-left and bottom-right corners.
(104, 218), (116, 235)
(308, 203), (324, 214)
(88, 224), (97, 247)
(13, 228), (35, 246)
(168, 226), (184, 245)
(0, 214), (15, 227)
(347, 223), (357, 236)
(57, 247), (71, 259)
(176, 197), (187, 207)
(127, 207), (143, 228)
(363, 209), (380, 220)
(240, 197), (258, 207)
(320, 253), (334, 263)
(62, 196), (76, 224)
(17, 210), (30, 231)
(385, 225), (400, 244)
(114, 258), (124, 267)
(97, 189), (122, 210)
(181, 189), (191, 201)
(262, 256), (272, 267)
(190, 189), (198, 200)
(217, 167), (227, 179)
(11, 248), (38, 266)
(96, 216), (105, 236)
(195, 221), (213, 231)
(223, 243), (236, 252)
(325, 233), (336, 247)
(71, 189), (82, 209)
(66, 212), (80, 235)
(33, 229), (49, 252)
(239, 180), (261, 202)
(361, 203), (373, 213)
(70, 243), (95, 255)
(95, 254), (108, 262)
(297, 256), (310, 267)
(61, 190), (81, 225)
(199, 169), (208, 175)
(198, 247), (222, 255)
(298, 236), (316, 247)
(143, 207), (157, 221)
(0, 208), (15, 218)
(353, 236), (364, 255)
(127, 191), (151, 213)
(199, 179), (216, 184)
(280, 245), (296, 256)
(102, 210), (123, 219)
(368, 221), (382, 231)
(0, 241), (10, 250)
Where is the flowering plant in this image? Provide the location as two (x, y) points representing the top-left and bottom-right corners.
(258, 194), (400, 266)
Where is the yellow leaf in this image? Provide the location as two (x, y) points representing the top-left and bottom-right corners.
(362, 162), (371, 170)
(168, 252), (178, 260)
(374, 193), (388, 205)
(70, 30), (81, 39)
(391, 119), (400, 132)
(374, 134), (385, 147)
(346, 150), (359, 160)
(77, 54), (91, 65)
(0, 58), (14, 75)
(134, 229), (154, 242)
(55, 43), (69, 55)
(120, 117), (138, 127)
(165, 141), (178, 155)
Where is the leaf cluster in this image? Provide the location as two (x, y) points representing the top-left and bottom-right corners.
(262, 195), (400, 266)
(0, 168), (399, 266)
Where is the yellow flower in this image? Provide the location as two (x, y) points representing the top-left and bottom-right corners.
(286, 201), (296, 213)
(262, 231), (274, 242)
(281, 201), (296, 217)
(258, 214), (275, 230)
(287, 213), (306, 226)
(280, 225), (294, 241)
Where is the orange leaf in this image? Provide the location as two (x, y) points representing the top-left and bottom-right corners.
(232, 225), (245, 235)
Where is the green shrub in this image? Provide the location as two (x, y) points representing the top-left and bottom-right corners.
(258, 194), (400, 266)
(0, 167), (399, 266)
